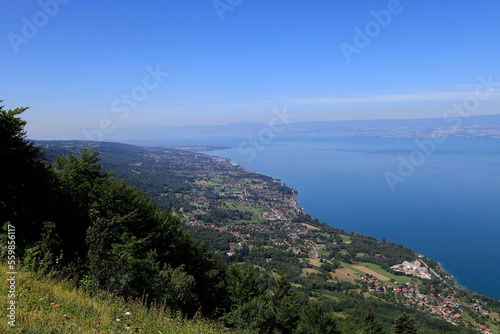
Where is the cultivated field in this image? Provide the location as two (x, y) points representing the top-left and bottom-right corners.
(342, 262), (423, 285)
(353, 266), (390, 281)
(301, 223), (319, 230)
(307, 258), (323, 267)
(328, 268), (362, 283)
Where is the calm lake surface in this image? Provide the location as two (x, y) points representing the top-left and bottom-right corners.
(207, 137), (500, 300)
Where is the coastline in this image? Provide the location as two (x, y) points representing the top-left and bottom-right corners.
(204, 141), (500, 301)
(438, 262), (468, 293)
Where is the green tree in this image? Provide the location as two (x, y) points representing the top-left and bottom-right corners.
(0, 102), (59, 253)
(226, 264), (261, 306)
(272, 275), (300, 333)
(157, 264), (198, 312)
(296, 303), (341, 334)
(393, 313), (417, 334)
(223, 274), (300, 334)
(363, 307), (384, 334)
(54, 148), (112, 268)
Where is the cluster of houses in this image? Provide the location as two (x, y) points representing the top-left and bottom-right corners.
(417, 295), (493, 332)
(430, 301), (466, 326)
(356, 272), (495, 332)
(368, 280), (421, 298)
(263, 209), (286, 221)
(286, 242), (319, 258)
(187, 221), (251, 242)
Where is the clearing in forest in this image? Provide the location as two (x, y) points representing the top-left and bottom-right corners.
(302, 268), (321, 276)
(301, 223), (319, 230)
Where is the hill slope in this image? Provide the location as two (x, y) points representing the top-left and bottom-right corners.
(0, 263), (228, 333)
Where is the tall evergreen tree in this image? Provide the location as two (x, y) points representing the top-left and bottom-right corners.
(53, 148), (112, 268)
(0, 102), (58, 253)
(363, 307), (385, 334)
(296, 303), (341, 334)
(393, 313), (417, 334)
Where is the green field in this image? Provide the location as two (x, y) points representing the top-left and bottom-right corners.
(317, 249), (330, 256)
(341, 262), (422, 285)
(225, 201), (267, 224)
(340, 235), (352, 242)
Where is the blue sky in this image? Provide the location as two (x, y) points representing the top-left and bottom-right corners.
(1, 0), (500, 139)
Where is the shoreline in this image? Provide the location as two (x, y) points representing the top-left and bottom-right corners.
(205, 146), (499, 301)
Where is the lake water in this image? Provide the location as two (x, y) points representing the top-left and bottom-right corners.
(206, 137), (500, 300)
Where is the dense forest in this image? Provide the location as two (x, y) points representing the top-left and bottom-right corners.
(2, 102), (496, 333)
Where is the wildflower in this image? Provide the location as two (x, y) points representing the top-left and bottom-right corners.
(116, 318), (121, 322)
(125, 312), (131, 316)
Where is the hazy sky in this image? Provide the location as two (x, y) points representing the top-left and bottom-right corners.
(2, 0), (500, 139)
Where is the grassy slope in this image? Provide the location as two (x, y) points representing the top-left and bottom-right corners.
(0, 263), (228, 334)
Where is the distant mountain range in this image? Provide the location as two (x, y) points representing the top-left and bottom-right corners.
(105, 114), (500, 144)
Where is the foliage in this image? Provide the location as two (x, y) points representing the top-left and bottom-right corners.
(362, 307), (384, 334)
(222, 273), (300, 333)
(296, 303), (341, 334)
(0, 103), (58, 253)
(183, 224), (237, 253)
(1, 107), (226, 317)
(0, 262), (229, 333)
(393, 313), (417, 334)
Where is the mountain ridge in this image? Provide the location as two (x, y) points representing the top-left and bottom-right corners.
(94, 114), (500, 141)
